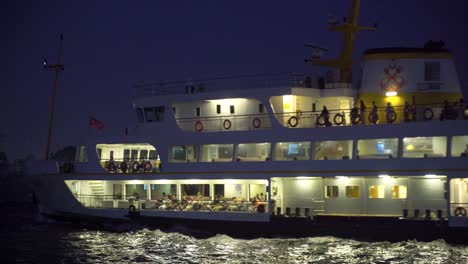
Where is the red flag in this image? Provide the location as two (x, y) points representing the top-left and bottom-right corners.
(89, 116), (104, 130)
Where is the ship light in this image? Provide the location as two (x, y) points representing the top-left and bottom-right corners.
(385, 91), (397, 97)
(424, 174), (439, 178)
(335, 176), (348, 179)
(296, 176), (309, 179)
(378, 174), (390, 178)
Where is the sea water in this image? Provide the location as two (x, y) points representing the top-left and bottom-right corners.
(3, 200), (468, 264)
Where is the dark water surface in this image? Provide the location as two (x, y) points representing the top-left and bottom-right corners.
(1, 177), (467, 264)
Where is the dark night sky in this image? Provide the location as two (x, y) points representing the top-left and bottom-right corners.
(2, 0), (468, 160)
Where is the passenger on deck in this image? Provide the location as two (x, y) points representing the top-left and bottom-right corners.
(359, 100), (366, 124)
(385, 102), (395, 124)
(319, 106), (331, 126)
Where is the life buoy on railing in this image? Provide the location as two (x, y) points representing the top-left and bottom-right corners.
(288, 116), (298, 127)
(350, 112), (360, 125)
(424, 107), (434, 120)
(143, 161), (152, 172)
(223, 119), (232, 130)
(195, 121), (203, 132)
(368, 112), (378, 124)
(120, 162), (128, 173)
(333, 113), (344, 126)
(108, 162), (116, 173)
(454, 207), (467, 217)
(132, 161), (140, 172)
(464, 106), (468, 120)
(252, 118), (261, 128)
(63, 162), (74, 173)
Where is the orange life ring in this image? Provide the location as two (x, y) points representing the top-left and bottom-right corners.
(195, 121), (203, 132)
(132, 161), (140, 172)
(333, 113), (344, 126)
(143, 161), (152, 172)
(223, 119), (232, 130)
(288, 116), (298, 127)
(252, 118), (261, 128)
(424, 108), (434, 120)
(107, 162), (116, 172)
(120, 162), (128, 173)
(454, 207), (467, 217)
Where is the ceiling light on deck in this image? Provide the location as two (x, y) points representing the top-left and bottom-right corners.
(296, 176), (309, 179)
(378, 174), (390, 178)
(424, 174), (438, 178)
(335, 176), (348, 179)
(385, 91), (397, 97)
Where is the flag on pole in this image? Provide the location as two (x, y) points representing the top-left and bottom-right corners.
(89, 116), (104, 130)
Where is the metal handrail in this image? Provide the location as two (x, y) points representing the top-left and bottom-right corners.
(174, 101), (466, 131)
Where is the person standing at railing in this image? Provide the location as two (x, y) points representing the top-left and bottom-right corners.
(385, 102), (396, 124)
(404, 101), (411, 122)
(359, 100), (367, 124)
(369, 101), (379, 124)
(319, 106), (332, 126)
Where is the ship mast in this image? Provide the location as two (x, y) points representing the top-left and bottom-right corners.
(305, 0), (376, 83)
(44, 34), (65, 160)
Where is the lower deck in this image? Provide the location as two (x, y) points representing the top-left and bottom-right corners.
(63, 175), (468, 224)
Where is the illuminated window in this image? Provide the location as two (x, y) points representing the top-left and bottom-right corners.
(403, 136), (447, 158)
(314, 140), (352, 160)
(357, 138), (397, 159)
(325, 185), (338, 198)
(369, 185), (385, 199)
(200, 144), (234, 162)
(169, 145), (198, 162)
(274, 142), (310, 160)
(392, 185), (407, 199)
(236, 143), (271, 161)
(150, 184), (176, 200)
(181, 184), (211, 199)
(451, 136), (468, 157)
(346, 186), (360, 198)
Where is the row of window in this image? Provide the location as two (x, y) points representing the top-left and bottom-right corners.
(169, 136), (468, 162)
(325, 185), (407, 199)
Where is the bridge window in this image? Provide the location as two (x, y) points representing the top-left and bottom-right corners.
(236, 143), (271, 162)
(314, 140), (352, 160)
(402, 136), (447, 158)
(451, 136), (468, 157)
(424, 62), (441, 81)
(274, 142), (310, 161)
(200, 144), (234, 162)
(357, 138), (397, 159)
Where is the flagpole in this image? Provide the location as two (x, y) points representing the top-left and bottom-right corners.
(44, 34), (64, 160)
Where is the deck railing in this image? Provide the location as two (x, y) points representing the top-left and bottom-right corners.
(74, 194), (268, 213)
(175, 101), (467, 132)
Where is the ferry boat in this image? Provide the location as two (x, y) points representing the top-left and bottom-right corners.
(28, 0), (468, 241)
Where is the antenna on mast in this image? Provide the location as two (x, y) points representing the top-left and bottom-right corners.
(44, 33), (65, 160)
(305, 0), (376, 83)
